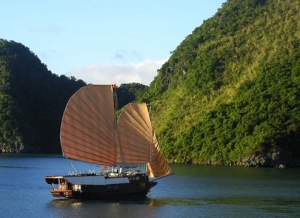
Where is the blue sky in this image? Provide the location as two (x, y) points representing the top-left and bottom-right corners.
(2, 0), (226, 85)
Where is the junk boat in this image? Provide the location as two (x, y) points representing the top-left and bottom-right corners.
(45, 84), (172, 199)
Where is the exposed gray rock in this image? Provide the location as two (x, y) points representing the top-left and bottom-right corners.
(236, 146), (297, 168)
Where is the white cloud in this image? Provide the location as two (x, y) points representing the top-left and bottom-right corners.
(69, 59), (167, 86)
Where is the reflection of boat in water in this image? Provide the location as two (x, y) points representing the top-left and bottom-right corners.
(45, 84), (172, 199)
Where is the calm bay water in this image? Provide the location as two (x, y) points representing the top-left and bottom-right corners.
(0, 154), (299, 218)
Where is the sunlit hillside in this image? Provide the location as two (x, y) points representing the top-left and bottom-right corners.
(146, 0), (300, 166)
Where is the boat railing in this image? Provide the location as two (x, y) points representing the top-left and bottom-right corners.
(65, 170), (146, 178)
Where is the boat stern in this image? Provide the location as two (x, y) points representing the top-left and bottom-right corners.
(45, 175), (74, 198)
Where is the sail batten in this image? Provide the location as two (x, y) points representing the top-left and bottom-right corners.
(61, 118), (116, 148)
(60, 133), (115, 157)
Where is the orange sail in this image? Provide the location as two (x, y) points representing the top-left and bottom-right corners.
(60, 85), (117, 166)
(118, 103), (172, 178)
(147, 132), (172, 178)
(117, 103), (152, 163)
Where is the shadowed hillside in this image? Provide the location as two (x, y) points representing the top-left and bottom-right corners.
(0, 39), (86, 153)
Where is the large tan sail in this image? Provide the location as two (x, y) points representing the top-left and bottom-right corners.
(60, 85), (117, 166)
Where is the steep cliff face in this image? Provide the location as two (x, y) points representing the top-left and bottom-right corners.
(0, 39), (86, 153)
(146, 0), (300, 166)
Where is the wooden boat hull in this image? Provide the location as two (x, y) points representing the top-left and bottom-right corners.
(45, 173), (157, 199)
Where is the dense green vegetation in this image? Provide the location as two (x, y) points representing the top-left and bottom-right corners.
(0, 39), (87, 152)
(116, 83), (149, 108)
(146, 0), (300, 165)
